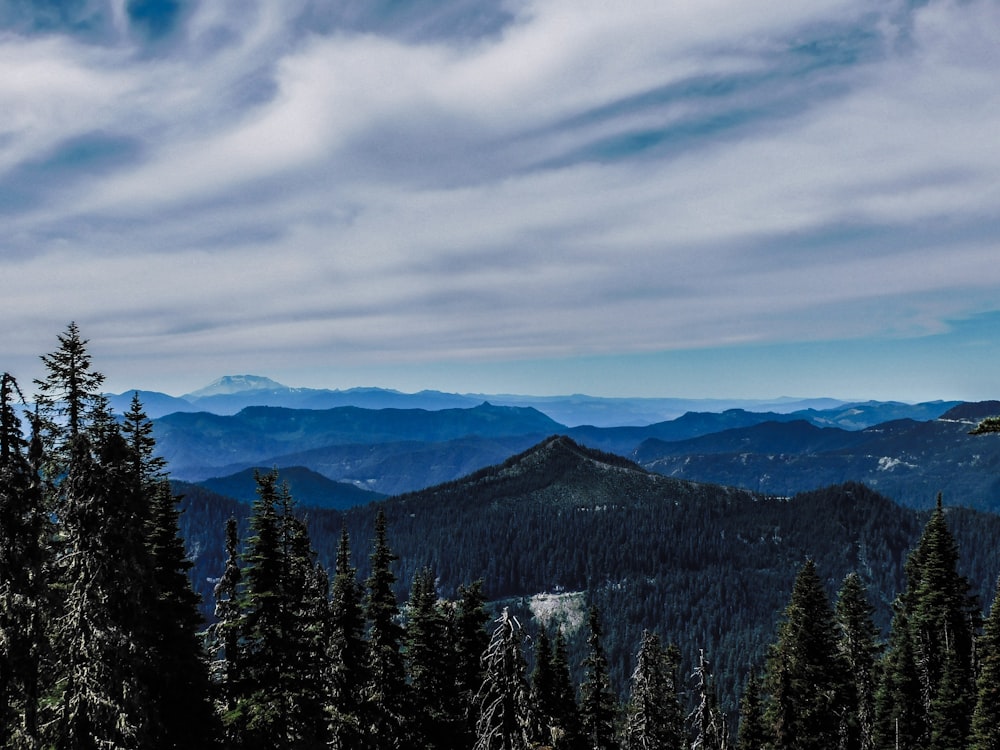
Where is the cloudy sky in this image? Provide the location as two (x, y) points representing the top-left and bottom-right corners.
(2, 0), (999, 401)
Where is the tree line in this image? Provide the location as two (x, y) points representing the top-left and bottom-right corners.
(4, 324), (1000, 749)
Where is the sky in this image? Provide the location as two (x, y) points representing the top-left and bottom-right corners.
(2, 0), (1000, 402)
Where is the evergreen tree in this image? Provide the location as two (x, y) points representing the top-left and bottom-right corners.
(579, 606), (618, 750)
(363, 509), (408, 750)
(33, 322), (105, 475)
(121, 392), (167, 494)
(550, 627), (583, 750)
(44, 426), (156, 749)
(0, 373), (49, 748)
(735, 671), (767, 750)
(405, 567), (460, 750)
(970, 577), (1000, 750)
(145, 480), (219, 749)
(530, 627), (558, 747)
(762, 559), (846, 750)
(230, 470), (328, 749)
(875, 495), (977, 750)
(328, 526), (367, 750)
(454, 579), (490, 718)
(689, 650), (729, 750)
(624, 630), (683, 750)
(835, 573), (880, 750)
(474, 608), (533, 750)
(209, 517), (245, 743)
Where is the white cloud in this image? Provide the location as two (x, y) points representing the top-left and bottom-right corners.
(2, 0), (1000, 397)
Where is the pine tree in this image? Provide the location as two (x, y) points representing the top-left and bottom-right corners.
(209, 517), (245, 742)
(0, 373), (49, 748)
(735, 671), (767, 750)
(121, 391), (167, 494)
(835, 573), (880, 750)
(145, 480), (220, 749)
(530, 627), (558, 746)
(33, 322), (105, 475)
(689, 650), (729, 750)
(762, 559), (846, 750)
(44, 425), (156, 749)
(550, 627), (583, 750)
(875, 495), (977, 750)
(327, 526), (367, 750)
(624, 630), (683, 750)
(474, 608), (533, 750)
(970, 577), (1000, 750)
(363, 509), (408, 750)
(405, 567), (460, 750)
(579, 606), (618, 750)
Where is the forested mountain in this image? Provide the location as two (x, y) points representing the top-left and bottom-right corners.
(175, 434), (1000, 715)
(196, 465), (385, 510)
(635, 414), (1000, 511)
(153, 401), (560, 480)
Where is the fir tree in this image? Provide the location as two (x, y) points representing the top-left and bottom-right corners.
(530, 627), (558, 747)
(735, 671), (767, 750)
(405, 567), (460, 750)
(624, 630), (683, 750)
(579, 606), (618, 750)
(970, 577), (1000, 750)
(44, 427), (156, 749)
(689, 650), (729, 750)
(762, 559), (846, 750)
(145, 480), (219, 749)
(550, 627), (583, 750)
(835, 573), (880, 750)
(33, 322), (105, 475)
(474, 608), (533, 750)
(209, 517), (245, 742)
(875, 495), (977, 750)
(363, 508), (408, 750)
(0, 373), (49, 748)
(327, 526), (367, 750)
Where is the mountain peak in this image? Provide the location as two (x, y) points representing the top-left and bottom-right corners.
(185, 375), (286, 399)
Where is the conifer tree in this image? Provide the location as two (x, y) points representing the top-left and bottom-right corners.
(762, 559), (846, 750)
(474, 608), (533, 750)
(363, 509), (408, 750)
(455, 579), (490, 709)
(33, 322), (105, 475)
(405, 567), (460, 750)
(328, 526), (367, 750)
(44, 425), (156, 749)
(530, 627), (558, 746)
(145, 480), (219, 749)
(875, 495), (977, 750)
(624, 630), (683, 750)
(689, 650), (729, 750)
(0, 373), (49, 747)
(551, 627), (583, 750)
(835, 573), (880, 750)
(209, 517), (245, 741)
(970, 577), (1000, 750)
(735, 671), (767, 750)
(579, 606), (618, 750)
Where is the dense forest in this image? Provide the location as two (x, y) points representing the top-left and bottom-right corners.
(4, 324), (1000, 749)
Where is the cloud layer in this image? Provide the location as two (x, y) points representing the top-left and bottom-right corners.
(2, 0), (999, 397)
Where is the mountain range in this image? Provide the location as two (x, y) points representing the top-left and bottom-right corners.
(175, 435), (1000, 711)
(108, 373), (959, 427)
(138, 377), (1000, 512)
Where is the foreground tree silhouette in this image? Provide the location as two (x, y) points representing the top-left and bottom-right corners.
(0, 373), (49, 747)
(327, 526), (367, 750)
(474, 608), (533, 750)
(835, 572), (880, 750)
(364, 509), (408, 750)
(763, 559), (846, 750)
(580, 606), (619, 750)
(624, 630), (684, 750)
(971, 577), (1000, 750)
(876, 495), (977, 750)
